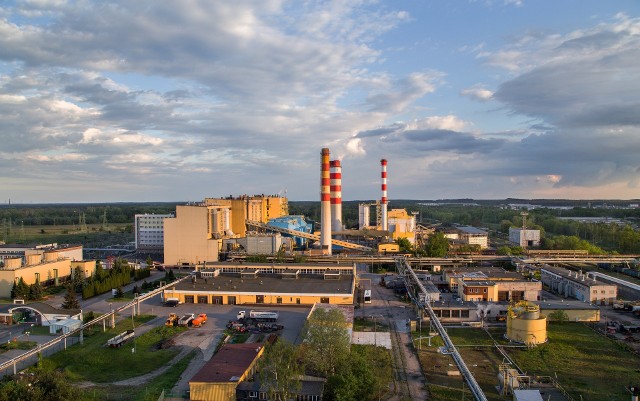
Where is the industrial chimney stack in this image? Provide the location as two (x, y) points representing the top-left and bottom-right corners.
(381, 159), (388, 231)
(330, 160), (343, 233)
(320, 148), (332, 255)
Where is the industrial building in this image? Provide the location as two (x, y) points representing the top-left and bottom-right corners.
(163, 195), (289, 266)
(387, 209), (416, 244)
(509, 227), (541, 247)
(134, 213), (173, 251)
(267, 215), (313, 248)
(0, 246), (91, 298)
(0, 243), (82, 265)
(163, 262), (356, 306)
(189, 343), (264, 401)
(540, 266), (617, 305)
(443, 268), (541, 302)
(451, 226), (489, 249)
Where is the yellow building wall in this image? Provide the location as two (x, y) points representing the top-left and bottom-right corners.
(164, 291), (353, 306)
(378, 243), (400, 253)
(0, 259), (71, 298)
(189, 382), (236, 401)
(164, 205), (220, 266)
(542, 308), (600, 322)
(71, 260), (96, 279)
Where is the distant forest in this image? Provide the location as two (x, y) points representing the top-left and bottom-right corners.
(2, 200), (640, 253)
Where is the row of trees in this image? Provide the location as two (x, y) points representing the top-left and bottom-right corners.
(81, 259), (151, 299)
(10, 278), (44, 301)
(259, 308), (392, 401)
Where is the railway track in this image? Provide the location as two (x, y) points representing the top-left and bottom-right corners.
(374, 283), (413, 400)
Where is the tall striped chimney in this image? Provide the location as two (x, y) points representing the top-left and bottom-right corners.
(320, 148), (332, 254)
(381, 159), (388, 231)
(330, 160), (343, 233)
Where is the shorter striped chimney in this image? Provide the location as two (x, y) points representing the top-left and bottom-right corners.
(381, 159), (388, 231)
(330, 160), (342, 232)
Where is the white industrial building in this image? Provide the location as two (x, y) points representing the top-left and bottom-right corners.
(509, 228), (541, 247)
(443, 226), (489, 249)
(134, 214), (173, 251)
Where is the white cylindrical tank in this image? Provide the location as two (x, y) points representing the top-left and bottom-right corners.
(359, 204), (370, 229)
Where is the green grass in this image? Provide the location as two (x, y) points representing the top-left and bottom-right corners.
(0, 340), (37, 352)
(43, 315), (187, 383)
(420, 324), (640, 401)
(353, 317), (390, 332)
(84, 350), (196, 401)
(506, 323), (640, 401)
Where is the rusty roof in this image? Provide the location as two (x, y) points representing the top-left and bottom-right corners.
(190, 343), (262, 384)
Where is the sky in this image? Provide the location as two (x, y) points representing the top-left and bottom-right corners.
(1, 0), (640, 203)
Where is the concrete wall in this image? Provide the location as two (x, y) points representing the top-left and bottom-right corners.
(164, 205), (220, 266)
(0, 259), (72, 298)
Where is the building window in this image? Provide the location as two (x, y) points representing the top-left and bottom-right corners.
(249, 391), (257, 398)
(34, 273), (40, 282)
(483, 288), (487, 293)
(259, 392), (267, 400)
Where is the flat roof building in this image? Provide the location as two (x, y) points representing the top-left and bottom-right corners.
(134, 214), (172, 251)
(541, 266), (617, 305)
(163, 262), (356, 306)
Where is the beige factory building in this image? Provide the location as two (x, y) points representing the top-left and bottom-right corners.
(0, 246), (91, 299)
(541, 266), (617, 305)
(164, 195), (289, 266)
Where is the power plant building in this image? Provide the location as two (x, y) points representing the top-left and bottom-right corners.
(267, 216), (313, 248)
(387, 209), (416, 244)
(164, 195), (289, 266)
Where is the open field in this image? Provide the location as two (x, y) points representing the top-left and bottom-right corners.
(43, 315), (186, 383)
(416, 324), (640, 401)
(1, 223), (132, 248)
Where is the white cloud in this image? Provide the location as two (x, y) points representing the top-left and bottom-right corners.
(460, 85), (494, 101)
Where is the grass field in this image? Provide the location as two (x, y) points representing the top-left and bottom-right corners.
(2, 223), (132, 248)
(43, 315), (187, 383)
(416, 324), (640, 401)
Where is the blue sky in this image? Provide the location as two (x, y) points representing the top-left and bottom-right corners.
(1, 0), (639, 203)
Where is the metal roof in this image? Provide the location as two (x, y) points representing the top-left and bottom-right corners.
(190, 343), (262, 384)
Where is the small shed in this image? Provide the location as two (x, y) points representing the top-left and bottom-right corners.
(49, 318), (82, 334)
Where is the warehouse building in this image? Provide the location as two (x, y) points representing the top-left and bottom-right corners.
(541, 266), (617, 305)
(189, 343), (264, 401)
(163, 262), (356, 306)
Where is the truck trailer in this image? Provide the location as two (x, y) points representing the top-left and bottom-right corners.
(107, 330), (135, 348)
(237, 310), (279, 322)
(178, 313), (195, 327)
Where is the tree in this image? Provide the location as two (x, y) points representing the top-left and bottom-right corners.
(395, 237), (413, 253)
(12, 278), (29, 300)
(300, 308), (351, 377)
(424, 232), (449, 257)
(547, 310), (569, 324)
(28, 279), (44, 301)
(71, 266), (84, 293)
(61, 285), (80, 310)
(259, 339), (303, 401)
(0, 367), (83, 401)
(146, 255), (153, 268)
(114, 286), (124, 298)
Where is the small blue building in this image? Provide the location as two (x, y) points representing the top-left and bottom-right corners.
(267, 215), (313, 248)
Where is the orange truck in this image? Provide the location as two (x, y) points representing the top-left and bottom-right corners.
(191, 313), (207, 327)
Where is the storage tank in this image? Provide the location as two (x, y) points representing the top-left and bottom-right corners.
(44, 251), (60, 262)
(26, 254), (42, 266)
(506, 301), (547, 345)
(4, 257), (22, 269)
(358, 204), (370, 229)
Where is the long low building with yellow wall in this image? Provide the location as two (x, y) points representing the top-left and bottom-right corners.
(164, 262), (356, 306)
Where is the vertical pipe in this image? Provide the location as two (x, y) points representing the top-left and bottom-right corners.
(330, 160), (343, 233)
(381, 159), (388, 231)
(321, 148), (332, 254)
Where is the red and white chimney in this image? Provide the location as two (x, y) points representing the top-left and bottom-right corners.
(320, 148), (332, 254)
(381, 159), (388, 231)
(330, 160), (343, 233)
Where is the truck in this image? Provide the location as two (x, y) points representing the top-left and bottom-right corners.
(164, 297), (180, 307)
(165, 313), (178, 327)
(191, 313), (207, 327)
(107, 330), (135, 348)
(237, 310), (279, 322)
(178, 313), (195, 327)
